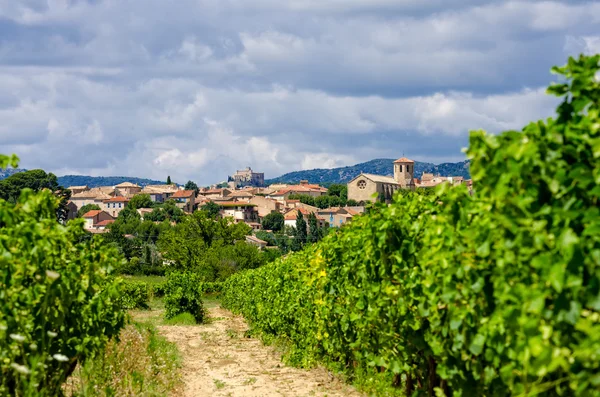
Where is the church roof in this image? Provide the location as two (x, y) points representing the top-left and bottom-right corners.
(394, 157), (414, 163)
(360, 173), (399, 185)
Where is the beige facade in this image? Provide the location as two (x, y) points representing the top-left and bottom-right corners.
(318, 206), (365, 228)
(67, 185), (89, 195)
(347, 174), (399, 203)
(199, 188), (232, 199)
(218, 202), (259, 223)
(70, 189), (114, 210)
(230, 167), (265, 188)
(249, 196), (283, 218)
(142, 184), (179, 202)
(103, 196), (130, 217)
(347, 157), (415, 204)
(115, 182), (142, 197)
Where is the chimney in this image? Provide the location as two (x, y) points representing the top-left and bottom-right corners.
(300, 180), (309, 185)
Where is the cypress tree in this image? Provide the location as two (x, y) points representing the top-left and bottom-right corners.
(308, 212), (321, 243)
(291, 210), (307, 251)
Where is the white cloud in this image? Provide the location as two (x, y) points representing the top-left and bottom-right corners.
(0, 0), (596, 183)
(301, 153), (357, 170)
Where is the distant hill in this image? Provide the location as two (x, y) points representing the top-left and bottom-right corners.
(57, 175), (167, 188)
(0, 168), (27, 180)
(0, 169), (167, 188)
(266, 159), (471, 185)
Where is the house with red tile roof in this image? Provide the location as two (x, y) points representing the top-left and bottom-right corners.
(317, 206), (365, 228)
(82, 210), (114, 230)
(268, 185), (328, 202)
(198, 188), (232, 199)
(282, 207), (324, 228)
(171, 190), (196, 213)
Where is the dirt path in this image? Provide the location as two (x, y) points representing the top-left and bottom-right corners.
(156, 305), (364, 397)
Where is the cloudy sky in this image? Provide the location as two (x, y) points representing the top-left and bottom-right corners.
(1, 0), (599, 184)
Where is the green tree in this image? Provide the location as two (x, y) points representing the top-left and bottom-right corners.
(221, 55), (600, 397)
(145, 200), (185, 223)
(166, 176), (172, 184)
(346, 199), (359, 207)
(327, 184), (348, 200)
(274, 233), (291, 254)
(291, 210), (307, 251)
(0, 157), (125, 395)
(0, 169), (71, 222)
(262, 211), (285, 232)
(78, 203), (101, 217)
(184, 180), (199, 195)
(128, 193), (154, 210)
(0, 169), (59, 202)
(288, 194), (316, 207)
(201, 201), (221, 219)
(157, 211), (251, 273)
(255, 230), (277, 246)
(307, 212), (322, 243)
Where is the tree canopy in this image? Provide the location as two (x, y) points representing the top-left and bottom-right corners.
(291, 210), (307, 251)
(0, 169), (71, 222)
(184, 180), (199, 195)
(78, 203), (101, 217)
(127, 193), (154, 210)
(262, 211), (284, 232)
(200, 201), (221, 219)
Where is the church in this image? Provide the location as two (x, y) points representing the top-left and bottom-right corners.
(347, 157), (415, 204)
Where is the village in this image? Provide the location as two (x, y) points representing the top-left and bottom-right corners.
(68, 157), (472, 247)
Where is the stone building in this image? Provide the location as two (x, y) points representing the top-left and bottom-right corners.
(229, 167), (265, 188)
(115, 182), (142, 197)
(347, 157), (416, 204)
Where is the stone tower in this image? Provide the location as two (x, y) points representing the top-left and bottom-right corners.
(393, 157), (415, 190)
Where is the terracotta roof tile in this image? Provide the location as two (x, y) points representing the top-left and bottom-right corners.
(103, 196), (130, 203)
(171, 190), (195, 198)
(95, 220), (115, 227)
(284, 207), (312, 220)
(394, 157), (415, 163)
(82, 210), (103, 218)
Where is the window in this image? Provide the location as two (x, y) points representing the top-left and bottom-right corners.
(119, 203), (122, 208)
(357, 180), (367, 190)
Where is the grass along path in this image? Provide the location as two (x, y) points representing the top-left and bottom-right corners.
(132, 298), (363, 397)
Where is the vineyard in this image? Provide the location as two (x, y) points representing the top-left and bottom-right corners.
(1, 54), (599, 396)
(222, 55), (600, 396)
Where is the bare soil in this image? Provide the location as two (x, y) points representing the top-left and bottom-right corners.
(157, 305), (364, 397)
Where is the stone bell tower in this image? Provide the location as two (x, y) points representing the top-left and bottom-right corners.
(393, 157), (415, 190)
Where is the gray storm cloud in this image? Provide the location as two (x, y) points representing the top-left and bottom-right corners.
(0, 0), (597, 183)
